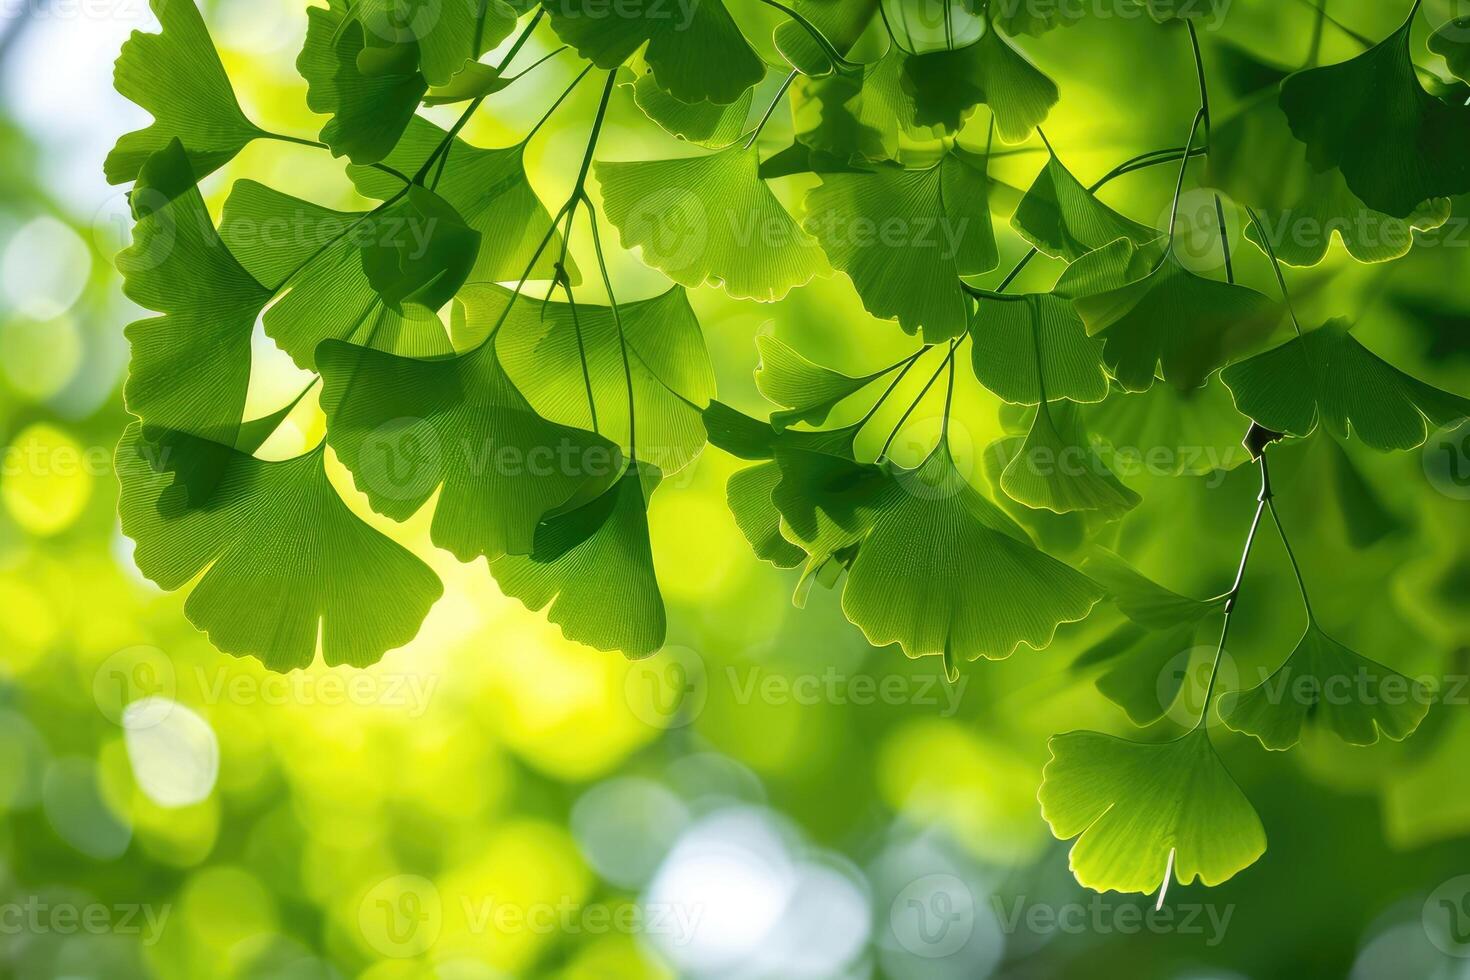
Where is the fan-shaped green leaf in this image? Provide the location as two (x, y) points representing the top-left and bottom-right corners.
(805, 148), (997, 341)
(1279, 13), (1470, 218)
(1220, 319), (1470, 452)
(903, 27), (1058, 143)
(755, 335), (888, 429)
(1039, 729), (1267, 894)
(1084, 376), (1252, 476)
(116, 424), (442, 671)
(347, 117), (569, 284)
(542, 0), (764, 104)
(354, 0), (518, 87)
(1000, 401), (1140, 519)
(968, 291), (1108, 404)
(106, 0), (265, 184)
(597, 144), (829, 301)
(1210, 90), (1450, 266)
(317, 332), (619, 563)
(1012, 151), (1158, 262)
(219, 181), (460, 369)
(727, 463), (807, 568)
(484, 284), (714, 473)
(841, 443), (1104, 666)
(424, 62), (513, 106)
(773, 0), (878, 75)
(120, 140), (268, 445)
(361, 185), (481, 314)
(298, 0), (427, 164)
(1084, 549), (1226, 630)
(1219, 625), (1431, 750)
(625, 63), (753, 147)
(790, 48), (944, 164)
(1074, 249), (1281, 392)
(490, 463), (666, 657)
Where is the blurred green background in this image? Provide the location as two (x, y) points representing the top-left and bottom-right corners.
(2, 0), (1470, 977)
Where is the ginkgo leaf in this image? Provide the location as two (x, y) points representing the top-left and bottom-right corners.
(1000, 401), (1141, 519)
(106, 0), (265, 184)
(361, 185), (481, 313)
(626, 63), (752, 147)
(1083, 549), (1226, 630)
(968, 291), (1108, 405)
(317, 333), (619, 563)
(484, 284), (715, 473)
(1219, 625), (1431, 750)
(1430, 17), (1470, 84)
(790, 48), (945, 164)
(1074, 247), (1281, 392)
(354, 0), (517, 87)
(542, 0), (764, 104)
(299, 0), (427, 165)
(116, 424), (442, 672)
(774, 0), (878, 75)
(804, 147), (997, 341)
(597, 144), (829, 301)
(1012, 151), (1158, 262)
(1085, 376), (1253, 476)
(1279, 12), (1470, 218)
(841, 442), (1104, 666)
(219, 181), (459, 369)
(1220, 319), (1470, 452)
(979, 436), (1089, 555)
(490, 463), (666, 658)
(1039, 729), (1267, 894)
(903, 27), (1059, 143)
(1210, 90), (1450, 267)
(347, 117), (569, 284)
(120, 140), (267, 445)
(727, 463), (807, 568)
(755, 335), (887, 429)
(702, 401), (850, 569)
(424, 62), (514, 105)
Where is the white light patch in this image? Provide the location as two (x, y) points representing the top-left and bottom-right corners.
(123, 697), (219, 808)
(1, 217), (92, 320)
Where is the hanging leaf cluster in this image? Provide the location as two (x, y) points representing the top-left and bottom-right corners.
(108, 0), (1470, 899)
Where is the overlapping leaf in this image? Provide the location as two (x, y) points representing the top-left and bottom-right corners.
(841, 442), (1104, 668)
(542, 0), (764, 104)
(486, 284), (715, 473)
(597, 144), (829, 301)
(1280, 13), (1470, 218)
(1220, 319), (1470, 452)
(1039, 729), (1267, 894)
(1000, 401), (1140, 520)
(1012, 150), (1158, 263)
(347, 117), (569, 284)
(491, 463), (667, 657)
(317, 326), (619, 564)
(804, 147), (997, 340)
(902, 26), (1059, 143)
(1073, 240), (1281, 392)
(219, 181), (473, 369)
(116, 425), (442, 671)
(1210, 90), (1450, 266)
(106, 0), (265, 183)
(120, 140), (268, 445)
